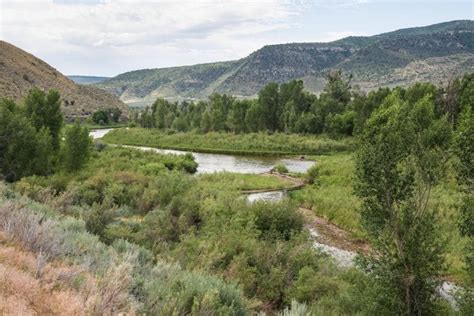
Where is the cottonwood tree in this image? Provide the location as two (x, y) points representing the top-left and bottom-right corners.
(453, 108), (474, 315)
(62, 120), (92, 172)
(0, 98), (53, 181)
(24, 88), (63, 151)
(354, 92), (452, 315)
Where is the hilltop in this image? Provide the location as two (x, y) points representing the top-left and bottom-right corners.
(96, 20), (474, 105)
(0, 41), (128, 120)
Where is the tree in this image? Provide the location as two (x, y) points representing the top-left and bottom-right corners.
(258, 82), (281, 131)
(453, 108), (474, 315)
(323, 70), (352, 105)
(62, 120), (92, 172)
(245, 101), (262, 132)
(200, 110), (212, 133)
(0, 98), (53, 181)
(227, 99), (250, 133)
(24, 88), (63, 150)
(352, 88), (391, 135)
(92, 109), (109, 125)
(108, 107), (122, 123)
(209, 94), (233, 131)
(354, 92), (452, 314)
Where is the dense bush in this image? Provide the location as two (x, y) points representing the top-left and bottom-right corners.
(91, 107), (122, 125)
(273, 164), (289, 174)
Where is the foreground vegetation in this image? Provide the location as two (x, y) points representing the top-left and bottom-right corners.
(6, 144), (378, 314)
(1, 71), (473, 314)
(103, 128), (353, 155)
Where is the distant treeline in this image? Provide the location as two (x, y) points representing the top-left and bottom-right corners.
(133, 70), (474, 135)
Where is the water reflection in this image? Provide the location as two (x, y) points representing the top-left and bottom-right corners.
(246, 191), (287, 203)
(89, 128), (113, 139)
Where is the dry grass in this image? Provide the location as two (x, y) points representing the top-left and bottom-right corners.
(0, 199), (139, 315)
(0, 232), (88, 315)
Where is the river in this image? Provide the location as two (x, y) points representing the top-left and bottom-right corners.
(90, 129), (315, 175)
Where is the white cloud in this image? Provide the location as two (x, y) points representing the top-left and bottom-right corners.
(0, 0), (303, 75)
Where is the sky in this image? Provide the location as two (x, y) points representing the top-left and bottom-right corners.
(0, 0), (472, 76)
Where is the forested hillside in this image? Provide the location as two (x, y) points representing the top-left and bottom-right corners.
(96, 20), (474, 105)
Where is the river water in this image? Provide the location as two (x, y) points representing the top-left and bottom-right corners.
(90, 129), (314, 175)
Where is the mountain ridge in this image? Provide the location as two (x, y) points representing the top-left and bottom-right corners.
(96, 20), (474, 106)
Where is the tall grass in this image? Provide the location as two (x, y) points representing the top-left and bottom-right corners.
(102, 128), (354, 156)
(197, 172), (295, 191)
(293, 153), (364, 239)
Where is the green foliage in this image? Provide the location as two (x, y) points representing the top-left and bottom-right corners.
(198, 172), (294, 191)
(304, 164), (319, 185)
(453, 108), (474, 314)
(0, 98), (54, 182)
(144, 267), (248, 315)
(91, 109), (109, 125)
(0, 187), (249, 314)
(103, 128), (353, 156)
(252, 201), (303, 240)
(274, 164), (289, 174)
(24, 88), (63, 150)
(294, 153), (363, 236)
(354, 90), (452, 314)
(62, 120), (93, 172)
(133, 75), (359, 136)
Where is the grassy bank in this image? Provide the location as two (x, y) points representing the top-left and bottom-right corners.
(293, 153), (364, 239)
(294, 152), (467, 281)
(198, 172), (295, 191)
(102, 128), (354, 156)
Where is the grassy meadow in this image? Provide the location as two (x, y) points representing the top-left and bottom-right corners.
(102, 128), (354, 156)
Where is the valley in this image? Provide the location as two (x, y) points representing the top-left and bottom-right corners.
(0, 14), (472, 315)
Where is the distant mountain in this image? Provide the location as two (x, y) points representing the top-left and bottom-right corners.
(0, 41), (128, 120)
(68, 75), (110, 85)
(96, 20), (474, 106)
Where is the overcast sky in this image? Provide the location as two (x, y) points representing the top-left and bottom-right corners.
(0, 0), (472, 76)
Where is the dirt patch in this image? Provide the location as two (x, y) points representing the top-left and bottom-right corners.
(299, 207), (369, 254)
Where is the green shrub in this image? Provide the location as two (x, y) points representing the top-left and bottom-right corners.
(144, 269), (248, 315)
(305, 164), (319, 184)
(252, 201), (303, 240)
(274, 164), (289, 174)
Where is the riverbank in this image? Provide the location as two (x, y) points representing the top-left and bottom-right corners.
(102, 128), (354, 156)
(79, 122), (128, 129)
(198, 172), (298, 192)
